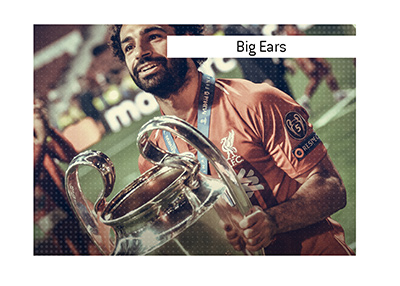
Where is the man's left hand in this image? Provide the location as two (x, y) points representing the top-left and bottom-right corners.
(239, 206), (278, 252)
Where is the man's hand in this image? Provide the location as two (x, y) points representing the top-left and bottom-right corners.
(239, 206), (278, 252)
(219, 220), (246, 252)
(220, 206), (278, 253)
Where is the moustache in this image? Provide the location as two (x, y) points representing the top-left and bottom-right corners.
(133, 56), (168, 76)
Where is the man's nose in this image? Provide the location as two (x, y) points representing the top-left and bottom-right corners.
(134, 42), (152, 59)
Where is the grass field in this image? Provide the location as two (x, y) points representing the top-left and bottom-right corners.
(75, 57), (356, 253)
(287, 58), (356, 250)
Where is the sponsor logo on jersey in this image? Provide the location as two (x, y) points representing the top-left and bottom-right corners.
(237, 168), (265, 199)
(292, 132), (321, 160)
(220, 130), (244, 167)
(285, 111), (308, 140)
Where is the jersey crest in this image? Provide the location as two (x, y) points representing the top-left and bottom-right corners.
(220, 130), (244, 167)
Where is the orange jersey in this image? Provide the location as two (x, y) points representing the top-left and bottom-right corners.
(139, 77), (326, 208)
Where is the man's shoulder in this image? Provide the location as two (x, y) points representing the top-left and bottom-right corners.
(215, 77), (289, 108)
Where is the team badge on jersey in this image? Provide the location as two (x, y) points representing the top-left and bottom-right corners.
(220, 130), (244, 167)
(285, 111), (308, 140)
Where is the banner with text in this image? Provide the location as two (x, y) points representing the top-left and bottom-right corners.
(167, 36), (357, 58)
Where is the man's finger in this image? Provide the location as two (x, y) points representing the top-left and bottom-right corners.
(239, 206), (263, 229)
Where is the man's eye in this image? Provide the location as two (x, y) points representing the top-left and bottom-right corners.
(149, 34), (162, 41)
(125, 44), (134, 53)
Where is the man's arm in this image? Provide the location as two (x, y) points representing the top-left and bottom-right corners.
(238, 154), (347, 252)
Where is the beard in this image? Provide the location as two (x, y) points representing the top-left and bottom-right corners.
(130, 57), (189, 99)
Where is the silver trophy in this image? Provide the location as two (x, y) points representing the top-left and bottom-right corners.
(65, 115), (264, 255)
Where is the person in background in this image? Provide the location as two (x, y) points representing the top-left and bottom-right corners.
(275, 25), (347, 112)
(34, 98), (100, 255)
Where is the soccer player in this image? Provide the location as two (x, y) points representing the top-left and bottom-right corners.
(109, 24), (354, 255)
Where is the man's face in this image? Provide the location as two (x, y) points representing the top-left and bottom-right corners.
(120, 25), (188, 99)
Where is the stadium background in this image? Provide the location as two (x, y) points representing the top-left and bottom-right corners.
(34, 24), (356, 253)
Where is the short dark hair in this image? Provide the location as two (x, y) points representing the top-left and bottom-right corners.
(109, 25), (207, 68)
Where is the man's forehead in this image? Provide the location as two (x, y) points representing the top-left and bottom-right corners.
(120, 24), (175, 38)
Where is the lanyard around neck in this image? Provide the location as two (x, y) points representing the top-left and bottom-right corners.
(162, 73), (215, 174)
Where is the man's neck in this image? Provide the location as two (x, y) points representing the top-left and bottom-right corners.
(155, 65), (201, 121)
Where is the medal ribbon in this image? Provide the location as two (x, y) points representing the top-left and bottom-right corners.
(162, 73), (215, 174)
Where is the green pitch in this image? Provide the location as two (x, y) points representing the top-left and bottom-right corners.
(288, 58), (356, 251)
(76, 57), (356, 253)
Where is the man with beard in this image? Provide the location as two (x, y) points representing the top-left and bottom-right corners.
(109, 24), (354, 255)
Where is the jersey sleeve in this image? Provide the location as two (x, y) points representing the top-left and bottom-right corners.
(260, 87), (327, 179)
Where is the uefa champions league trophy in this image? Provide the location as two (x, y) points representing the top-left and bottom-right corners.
(65, 115), (264, 255)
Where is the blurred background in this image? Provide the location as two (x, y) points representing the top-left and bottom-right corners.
(34, 24), (356, 253)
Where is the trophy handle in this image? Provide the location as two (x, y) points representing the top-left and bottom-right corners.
(65, 150), (116, 255)
(137, 115), (253, 219)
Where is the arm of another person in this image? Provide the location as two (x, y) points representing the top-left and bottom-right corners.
(46, 127), (77, 163)
(34, 98), (77, 163)
(238, 154), (347, 252)
(34, 105), (48, 169)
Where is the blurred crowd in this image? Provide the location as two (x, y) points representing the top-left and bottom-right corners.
(35, 24), (355, 139)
